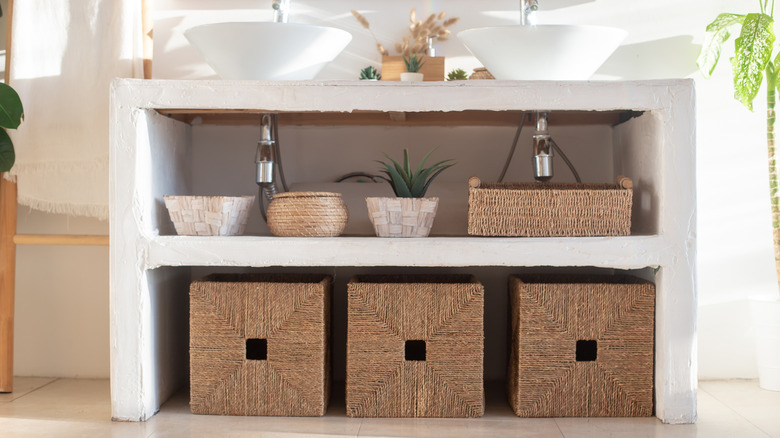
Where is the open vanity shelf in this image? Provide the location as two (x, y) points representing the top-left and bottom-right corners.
(110, 79), (696, 423)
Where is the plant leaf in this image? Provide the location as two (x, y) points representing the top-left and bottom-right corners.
(410, 160), (454, 197)
(377, 148), (453, 197)
(377, 161), (412, 197)
(705, 12), (745, 33)
(733, 13), (775, 111)
(413, 148), (437, 180)
(382, 154), (413, 188)
(698, 13), (745, 78)
(421, 163), (455, 197)
(410, 166), (436, 197)
(0, 83), (23, 130)
(403, 148), (411, 178)
(0, 128), (15, 172)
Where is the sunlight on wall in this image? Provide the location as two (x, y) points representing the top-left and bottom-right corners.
(12, 0), (773, 380)
(10, 4), (68, 79)
(150, 0), (776, 382)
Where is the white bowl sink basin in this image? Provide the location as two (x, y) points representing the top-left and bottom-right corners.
(184, 22), (352, 80)
(458, 25), (627, 80)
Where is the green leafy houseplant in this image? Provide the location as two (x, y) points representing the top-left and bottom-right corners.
(376, 148), (454, 198)
(699, 1), (780, 296)
(359, 65), (381, 80)
(446, 68), (469, 81)
(0, 82), (24, 173)
(403, 54), (425, 73)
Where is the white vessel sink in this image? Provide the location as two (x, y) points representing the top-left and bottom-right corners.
(458, 25), (627, 80)
(184, 22), (352, 80)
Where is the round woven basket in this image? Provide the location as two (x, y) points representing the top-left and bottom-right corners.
(470, 67), (495, 80)
(267, 192), (349, 237)
(163, 195), (254, 236)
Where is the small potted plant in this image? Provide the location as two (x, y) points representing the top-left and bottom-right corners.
(359, 65), (381, 81)
(366, 148), (454, 237)
(400, 54), (425, 81)
(699, 1), (780, 391)
(446, 68), (469, 81)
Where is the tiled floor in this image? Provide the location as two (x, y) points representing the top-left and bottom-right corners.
(0, 378), (779, 437)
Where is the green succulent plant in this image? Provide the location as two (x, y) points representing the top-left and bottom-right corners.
(359, 65), (381, 80)
(376, 148), (454, 198)
(446, 68), (469, 81)
(698, 1), (780, 296)
(403, 54), (426, 73)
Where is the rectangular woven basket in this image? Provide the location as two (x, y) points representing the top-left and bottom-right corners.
(508, 274), (655, 417)
(467, 176), (633, 237)
(189, 273), (331, 416)
(346, 275), (485, 417)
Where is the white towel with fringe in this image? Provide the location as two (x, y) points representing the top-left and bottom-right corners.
(6, 0), (144, 220)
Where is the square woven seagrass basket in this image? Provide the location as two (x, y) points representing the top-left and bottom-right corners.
(346, 275), (485, 417)
(467, 176), (633, 237)
(189, 274), (331, 416)
(508, 274), (655, 417)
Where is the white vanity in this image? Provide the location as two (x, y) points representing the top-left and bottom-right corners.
(109, 79), (697, 423)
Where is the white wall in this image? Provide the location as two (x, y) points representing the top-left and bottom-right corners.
(14, 210), (109, 378)
(12, 0), (777, 380)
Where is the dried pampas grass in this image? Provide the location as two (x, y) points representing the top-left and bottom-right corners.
(351, 9), (389, 55)
(351, 8), (459, 57)
(351, 9), (370, 29)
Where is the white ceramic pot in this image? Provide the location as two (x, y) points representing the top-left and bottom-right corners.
(750, 295), (780, 391)
(400, 72), (424, 82)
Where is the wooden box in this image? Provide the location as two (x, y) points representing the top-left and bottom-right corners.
(381, 56), (445, 81)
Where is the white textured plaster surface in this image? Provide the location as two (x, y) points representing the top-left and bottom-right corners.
(110, 79), (696, 423)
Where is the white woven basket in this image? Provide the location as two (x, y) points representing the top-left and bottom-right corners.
(163, 195), (255, 236)
(366, 197), (439, 237)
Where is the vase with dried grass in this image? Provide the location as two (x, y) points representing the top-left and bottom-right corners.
(366, 148), (454, 237)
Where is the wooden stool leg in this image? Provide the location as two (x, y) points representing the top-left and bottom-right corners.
(0, 177), (17, 392)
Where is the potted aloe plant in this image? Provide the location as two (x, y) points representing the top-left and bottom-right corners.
(359, 65), (381, 81)
(698, 0), (780, 391)
(367, 148), (454, 237)
(400, 54), (425, 82)
(446, 68), (469, 81)
(0, 82), (24, 173)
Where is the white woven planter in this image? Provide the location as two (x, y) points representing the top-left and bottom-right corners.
(400, 72), (424, 82)
(366, 197), (438, 237)
(163, 195), (254, 236)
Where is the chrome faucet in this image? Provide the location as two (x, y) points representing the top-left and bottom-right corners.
(256, 114), (279, 221)
(532, 112), (553, 181)
(520, 0), (539, 25)
(272, 0), (290, 23)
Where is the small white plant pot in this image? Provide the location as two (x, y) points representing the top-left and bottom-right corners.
(400, 72), (424, 82)
(750, 294), (780, 391)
